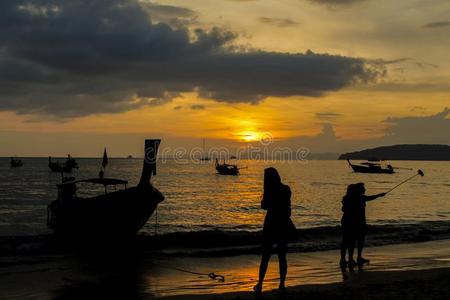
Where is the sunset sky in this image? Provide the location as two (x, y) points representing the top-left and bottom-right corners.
(0, 0), (449, 156)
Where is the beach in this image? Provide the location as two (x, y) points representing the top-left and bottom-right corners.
(1, 239), (450, 299)
(161, 268), (450, 300)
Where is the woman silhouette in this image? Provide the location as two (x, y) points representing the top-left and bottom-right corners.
(254, 167), (292, 294)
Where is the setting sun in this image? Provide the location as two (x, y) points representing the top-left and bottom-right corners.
(237, 131), (262, 142)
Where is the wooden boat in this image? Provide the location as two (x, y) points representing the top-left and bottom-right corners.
(65, 155), (78, 169)
(48, 156), (73, 173)
(215, 158), (239, 176)
(10, 157), (23, 167)
(47, 139), (164, 237)
(347, 159), (394, 174)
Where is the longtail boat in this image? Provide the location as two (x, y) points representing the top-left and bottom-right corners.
(48, 155), (76, 173)
(215, 158), (240, 176)
(47, 139), (164, 237)
(10, 157), (23, 167)
(347, 159), (394, 174)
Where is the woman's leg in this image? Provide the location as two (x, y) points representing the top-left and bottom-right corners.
(357, 233), (365, 260)
(256, 248), (271, 292)
(277, 248), (287, 288)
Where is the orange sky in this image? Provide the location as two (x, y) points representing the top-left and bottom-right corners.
(1, 0), (449, 156)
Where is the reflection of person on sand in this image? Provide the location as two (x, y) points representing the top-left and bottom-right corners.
(340, 183), (386, 270)
(254, 167), (292, 295)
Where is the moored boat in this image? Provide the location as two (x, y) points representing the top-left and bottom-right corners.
(215, 158), (240, 175)
(48, 157), (73, 173)
(10, 157), (23, 167)
(347, 159), (394, 174)
(47, 139), (164, 237)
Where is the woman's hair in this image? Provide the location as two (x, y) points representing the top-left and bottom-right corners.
(355, 182), (366, 195)
(345, 184), (356, 198)
(262, 167), (282, 205)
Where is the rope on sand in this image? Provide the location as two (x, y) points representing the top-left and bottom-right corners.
(155, 263), (225, 282)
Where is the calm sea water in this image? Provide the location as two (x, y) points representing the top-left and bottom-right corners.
(0, 158), (449, 236)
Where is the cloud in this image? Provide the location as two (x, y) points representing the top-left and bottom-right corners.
(423, 21), (450, 29)
(258, 17), (300, 27)
(307, 0), (366, 6)
(0, 0), (382, 118)
(315, 112), (343, 120)
(382, 107), (450, 144)
(190, 104), (206, 110)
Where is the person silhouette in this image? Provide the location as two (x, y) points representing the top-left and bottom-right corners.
(340, 183), (386, 270)
(254, 167), (292, 295)
(351, 183), (386, 268)
(340, 184), (358, 271)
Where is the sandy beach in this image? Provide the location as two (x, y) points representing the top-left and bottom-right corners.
(1, 239), (449, 299)
(161, 268), (450, 300)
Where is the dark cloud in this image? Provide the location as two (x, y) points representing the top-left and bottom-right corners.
(259, 17), (300, 27)
(315, 112), (343, 120)
(190, 104), (206, 110)
(308, 0), (366, 6)
(423, 21), (450, 29)
(0, 0), (382, 118)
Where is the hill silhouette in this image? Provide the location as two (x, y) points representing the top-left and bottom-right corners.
(339, 144), (450, 161)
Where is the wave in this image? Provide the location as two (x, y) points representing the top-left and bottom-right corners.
(2, 220), (450, 257)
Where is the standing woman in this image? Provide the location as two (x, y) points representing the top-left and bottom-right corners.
(254, 167), (293, 294)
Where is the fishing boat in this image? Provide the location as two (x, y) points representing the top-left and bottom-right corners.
(65, 154), (78, 169)
(48, 154), (78, 172)
(48, 157), (73, 173)
(347, 159), (394, 174)
(10, 157), (23, 167)
(47, 139), (164, 237)
(215, 158), (239, 175)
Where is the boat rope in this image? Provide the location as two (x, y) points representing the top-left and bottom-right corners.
(155, 263), (225, 282)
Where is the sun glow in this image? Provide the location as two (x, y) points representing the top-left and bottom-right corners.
(237, 131), (261, 142)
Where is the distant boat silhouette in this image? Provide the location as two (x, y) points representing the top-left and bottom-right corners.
(200, 138), (210, 161)
(347, 159), (394, 174)
(48, 156), (73, 173)
(10, 157), (23, 167)
(47, 139), (164, 237)
(215, 158), (239, 175)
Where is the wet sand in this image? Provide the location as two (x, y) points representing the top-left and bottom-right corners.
(1, 239), (449, 299)
(161, 268), (450, 300)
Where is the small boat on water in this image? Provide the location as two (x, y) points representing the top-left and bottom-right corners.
(347, 159), (394, 174)
(10, 157), (23, 167)
(199, 138), (210, 161)
(47, 139), (164, 237)
(48, 155), (78, 173)
(215, 158), (240, 175)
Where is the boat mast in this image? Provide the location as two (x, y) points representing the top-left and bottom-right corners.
(139, 139), (160, 187)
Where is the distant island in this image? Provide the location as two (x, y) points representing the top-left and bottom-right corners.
(339, 144), (450, 161)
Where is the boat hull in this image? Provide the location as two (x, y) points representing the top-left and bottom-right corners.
(47, 184), (164, 237)
(349, 163), (394, 174)
(216, 165), (239, 176)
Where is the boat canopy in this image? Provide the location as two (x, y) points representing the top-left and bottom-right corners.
(57, 178), (128, 187)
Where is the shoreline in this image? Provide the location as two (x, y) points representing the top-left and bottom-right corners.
(1, 239), (449, 299)
(2, 220), (450, 257)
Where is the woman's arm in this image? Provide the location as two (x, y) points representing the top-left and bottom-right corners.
(261, 197), (268, 210)
(364, 193), (386, 202)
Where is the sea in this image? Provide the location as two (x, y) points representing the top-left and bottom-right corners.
(0, 158), (449, 252)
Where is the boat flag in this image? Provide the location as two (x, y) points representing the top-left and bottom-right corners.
(102, 148), (108, 168)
